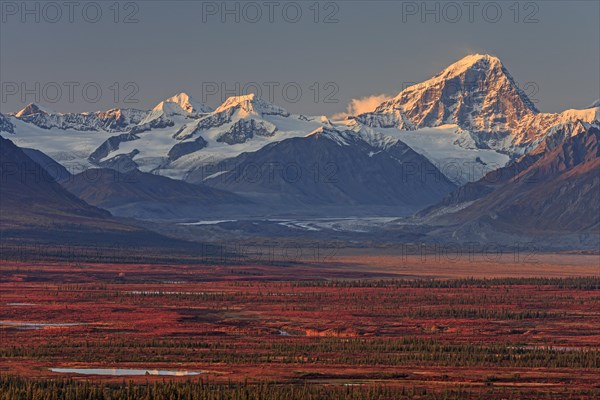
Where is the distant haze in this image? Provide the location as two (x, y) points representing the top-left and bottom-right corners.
(1, 1), (598, 115)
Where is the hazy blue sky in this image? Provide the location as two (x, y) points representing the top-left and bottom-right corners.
(1, 1), (598, 115)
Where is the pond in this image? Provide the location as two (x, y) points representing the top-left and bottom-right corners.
(0, 321), (84, 330)
(50, 368), (204, 376)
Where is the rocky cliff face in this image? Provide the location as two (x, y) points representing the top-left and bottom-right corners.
(355, 54), (599, 153)
(216, 119), (277, 145)
(0, 113), (15, 133)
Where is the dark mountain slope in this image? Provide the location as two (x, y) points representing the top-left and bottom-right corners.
(63, 168), (247, 220)
(429, 126), (600, 234)
(0, 137), (201, 250)
(187, 127), (456, 214)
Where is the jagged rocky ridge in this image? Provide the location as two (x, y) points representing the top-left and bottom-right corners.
(13, 103), (148, 132)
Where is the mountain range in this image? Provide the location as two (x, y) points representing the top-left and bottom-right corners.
(1, 53), (598, 247)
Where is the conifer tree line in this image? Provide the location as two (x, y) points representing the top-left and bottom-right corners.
(2, 376), (599, 400)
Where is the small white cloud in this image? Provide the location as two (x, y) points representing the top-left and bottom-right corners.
(331, 94), (392, 120)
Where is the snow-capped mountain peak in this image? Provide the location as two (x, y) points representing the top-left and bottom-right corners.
(420, 53), (502, 86)
(353, 53), (596, 153)
(153, 92), (213, 115)
(15, 103), (53, 117)
(342, 120), (401, 149)
(171, 93), (297, 144)
(306, 126), (361, 146)
(215, 93), (290, 118)
(140, 92), (212, 125)
(385, 53), (538, 117)
(306, 125), (340, 139)
(355, 53), (539, 134)
(306, 125), (401, 149)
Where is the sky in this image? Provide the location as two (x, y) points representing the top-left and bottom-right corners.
(1, 1), (598, 116)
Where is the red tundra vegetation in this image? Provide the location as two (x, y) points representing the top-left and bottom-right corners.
(0, 254), (599, 399)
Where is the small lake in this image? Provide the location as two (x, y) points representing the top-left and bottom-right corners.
(0, 321), (84, 330)
(50, 368), (204, 376)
